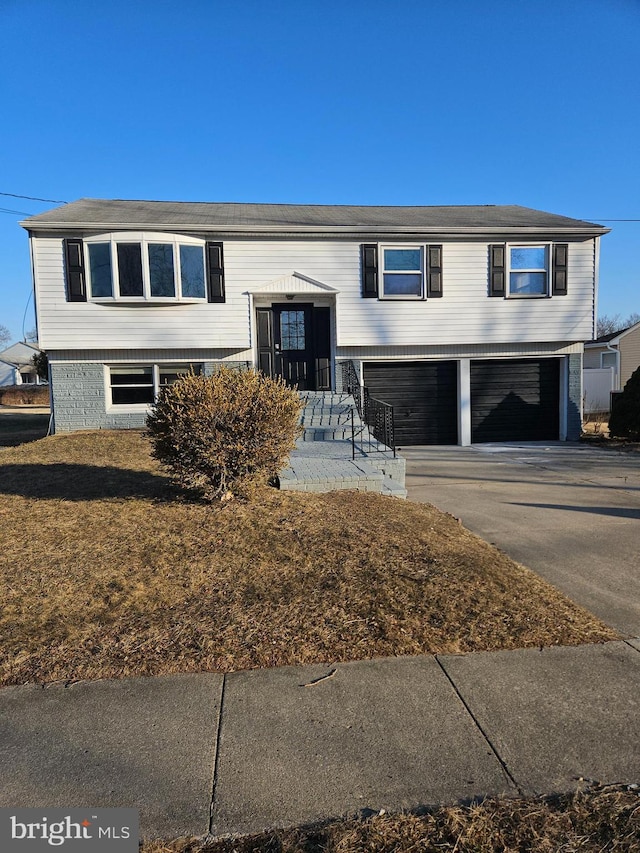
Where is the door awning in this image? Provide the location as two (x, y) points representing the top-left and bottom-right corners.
(248, 272), (339, 295)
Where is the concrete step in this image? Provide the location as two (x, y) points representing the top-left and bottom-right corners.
(365, 453), (406, 487)
(279, 457), (383, 494)
(381, 478), (408, 499)
(300, 426), (354, 441)
(299, 392), (361, 430)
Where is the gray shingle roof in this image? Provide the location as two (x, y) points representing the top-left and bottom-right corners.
(20, 198), (608, 235)
(591, 330), (626, 344)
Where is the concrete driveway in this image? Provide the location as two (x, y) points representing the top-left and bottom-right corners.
(403, 443), (640, 637)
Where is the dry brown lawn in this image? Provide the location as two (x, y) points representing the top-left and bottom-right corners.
(0, 431), (617, 686)
(143, 785), (640, 853)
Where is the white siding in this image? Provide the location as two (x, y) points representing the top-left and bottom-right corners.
(33, 234), (597, 351)
(48, 348), (253, 363)
(33, 234), (251, 350)
(337, 240), (596, 346)
(337, 341), (583, 360)
(0, 361), (17, 387)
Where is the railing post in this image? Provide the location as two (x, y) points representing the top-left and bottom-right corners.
(351, 407), (355, 460)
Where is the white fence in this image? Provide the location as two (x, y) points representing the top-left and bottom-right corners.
(583, 367), (617, 414)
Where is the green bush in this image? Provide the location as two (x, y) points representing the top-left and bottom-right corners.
(146, 367), (302, 500)
(608, 366), (640, 440)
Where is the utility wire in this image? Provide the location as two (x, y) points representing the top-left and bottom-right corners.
(0, 191), (68, 204)
(0, 206), (34, 216)
(21, 289), (34, 342)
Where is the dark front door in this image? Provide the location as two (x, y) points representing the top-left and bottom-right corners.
(256, 303), (331, 391)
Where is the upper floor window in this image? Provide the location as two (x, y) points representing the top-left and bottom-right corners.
(509, 245), (548, 296)
(489, 243), (567, 299)
(361, 243), (443, 300)
(382, 247), (423, 297)
(85, 234), (207, 301)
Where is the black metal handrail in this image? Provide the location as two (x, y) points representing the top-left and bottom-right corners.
(341, 359), (363, 415)
(341, 361), (395, 457)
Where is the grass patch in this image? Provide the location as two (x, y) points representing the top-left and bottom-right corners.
(0, 431), (617, 686)
(142, 785), (640, 852)
(0, 409), (50, 447)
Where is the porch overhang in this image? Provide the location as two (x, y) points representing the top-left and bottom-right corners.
(248, 272), (339, 296)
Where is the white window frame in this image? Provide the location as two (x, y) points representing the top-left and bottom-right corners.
(85, 233), (208, 303)
(380, 244), (425, 299)
(507, 244), (550, 298)
(106, 362), (203, 410)
(600, 351), (618, 370)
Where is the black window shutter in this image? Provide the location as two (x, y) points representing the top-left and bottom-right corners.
(552, 243), (568, 295)
(361, 244), (378, 298)
(64, 238), (87, 302)
(426, 245), (443, 298)
(489, 244), (506, 297)
(206, 242), (225, 302)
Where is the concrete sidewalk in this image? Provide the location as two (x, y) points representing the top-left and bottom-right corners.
(1, 641), (639, 840)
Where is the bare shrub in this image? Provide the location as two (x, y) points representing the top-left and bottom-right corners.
(583, 410), (609, 436)
(146, 368), (302, 500)
(0, 385), (49, 406)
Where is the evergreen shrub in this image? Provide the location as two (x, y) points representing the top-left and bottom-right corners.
(146, 367), (302, 500)
(608, 366), (640, 440)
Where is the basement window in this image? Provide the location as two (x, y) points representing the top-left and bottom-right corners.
(108, 363), (203, 406)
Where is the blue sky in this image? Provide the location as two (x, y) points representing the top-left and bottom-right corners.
(1, 0), (638, 342)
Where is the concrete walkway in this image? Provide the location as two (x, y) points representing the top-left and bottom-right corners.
(403, 443), (640, 636)
(1, 641), (639, 840)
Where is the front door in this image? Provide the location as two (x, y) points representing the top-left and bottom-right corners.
(256, 303), (331, 391)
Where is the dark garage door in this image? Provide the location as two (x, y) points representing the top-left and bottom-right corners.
(363, 361), (458, 445)
(471, 358), (560, 443)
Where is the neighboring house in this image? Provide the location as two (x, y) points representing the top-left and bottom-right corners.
(0, 359), (18, 387)
(21, 199), (608, 444)
(0, 341), (43, 387)
(585, 321), (640, 386)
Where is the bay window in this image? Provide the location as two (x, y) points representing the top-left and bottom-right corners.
(85, 235), (207, 301)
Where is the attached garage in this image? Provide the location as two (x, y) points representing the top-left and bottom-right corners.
(363, 360), (458, 445)
(470, 358), (560, 443)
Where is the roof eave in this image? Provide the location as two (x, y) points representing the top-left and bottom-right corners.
(20, 221), (610, 237)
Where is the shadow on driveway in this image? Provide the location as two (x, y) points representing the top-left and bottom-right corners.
(509, 502), (640, 520)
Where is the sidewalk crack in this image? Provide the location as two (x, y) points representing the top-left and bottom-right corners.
(623, 639), (640, 655)
(435, 656), (523, 796)
(208, 673), (227, 835)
